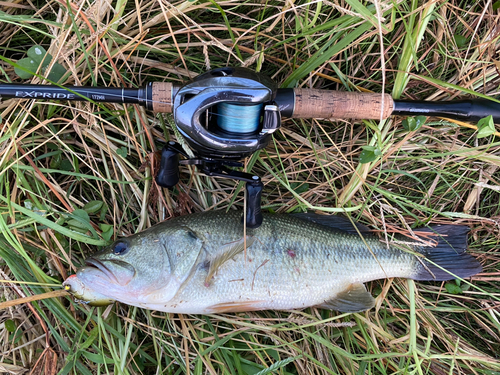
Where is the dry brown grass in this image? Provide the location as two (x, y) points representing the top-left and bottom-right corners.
(0, 0), (499, 374)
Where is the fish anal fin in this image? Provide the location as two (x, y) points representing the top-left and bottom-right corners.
(317, 283), (375, 313)
(207, 300), (263, 313)
(205, 237), (256, 286)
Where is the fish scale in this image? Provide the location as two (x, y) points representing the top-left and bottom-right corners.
(63, 210), (482, 314)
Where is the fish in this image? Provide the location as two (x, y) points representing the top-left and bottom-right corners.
(63, 211), (482, 314)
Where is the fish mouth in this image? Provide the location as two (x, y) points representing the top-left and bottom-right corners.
(84, 258), (136, 286)
(63, 275), (115, 306)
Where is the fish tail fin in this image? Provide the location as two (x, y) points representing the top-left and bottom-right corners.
(412, 225), (482, 281)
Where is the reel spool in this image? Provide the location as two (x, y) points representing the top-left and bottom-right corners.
(173, 67), (281, 159)
(216, 102), (263, 134)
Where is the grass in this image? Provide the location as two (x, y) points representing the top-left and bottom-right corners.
(1, 0), (499, 374)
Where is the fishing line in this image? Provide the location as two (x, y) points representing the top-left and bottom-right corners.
(0, 285), (63, 290)
(0, 280), (62, 287)
(216, 103), (263, 134)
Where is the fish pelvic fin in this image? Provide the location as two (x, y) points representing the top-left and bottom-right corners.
(316, 283), (376, 313)
(204, 236), (256, 286)
(412, 225), (482, 281)
(206, 300), (264, 313)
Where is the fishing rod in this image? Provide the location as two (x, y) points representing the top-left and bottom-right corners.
(2, 67), (500, 227)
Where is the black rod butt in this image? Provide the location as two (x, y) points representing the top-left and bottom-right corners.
(393, 99), (500, 123)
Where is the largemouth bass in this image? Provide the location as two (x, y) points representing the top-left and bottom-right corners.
(63, 211), (481, 313)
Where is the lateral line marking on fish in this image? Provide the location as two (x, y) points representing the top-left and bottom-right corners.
(204, 236), (256, 287)
(251, 259), (269, 291)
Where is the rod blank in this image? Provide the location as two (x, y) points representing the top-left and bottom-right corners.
(0, 83), (154, 111)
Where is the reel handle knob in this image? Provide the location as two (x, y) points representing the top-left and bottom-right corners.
(156, 143), (180, 188)
(245, 177), (263, 229)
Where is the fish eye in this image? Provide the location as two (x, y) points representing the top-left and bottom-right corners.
(111, 241), (129, 256)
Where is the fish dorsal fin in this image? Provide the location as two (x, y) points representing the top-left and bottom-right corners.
(316, 283), (375, 313)
(293, 213), (371, 234)
(205, 237), (255, 286)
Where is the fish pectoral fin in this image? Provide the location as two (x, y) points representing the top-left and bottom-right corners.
(206, 300), (263, 313)
(317, 283), (375, 313)
(205, 237), (256, 285)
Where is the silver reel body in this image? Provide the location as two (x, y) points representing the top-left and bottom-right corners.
(173, 67), (281, 159)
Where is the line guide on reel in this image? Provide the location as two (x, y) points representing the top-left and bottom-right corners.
(2, 67), (500, 228)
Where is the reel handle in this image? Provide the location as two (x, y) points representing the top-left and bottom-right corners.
(245, 178), (263, 229)
(155, 141), (265, 229)
(155, 143), (180, 188)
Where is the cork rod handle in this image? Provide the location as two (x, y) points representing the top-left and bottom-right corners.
(291, 89), (394, 120)
(151, 82), (174, 113)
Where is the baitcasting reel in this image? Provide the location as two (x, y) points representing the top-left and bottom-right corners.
(156, 67), (283, 228)
(174, 67), (281, 159)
